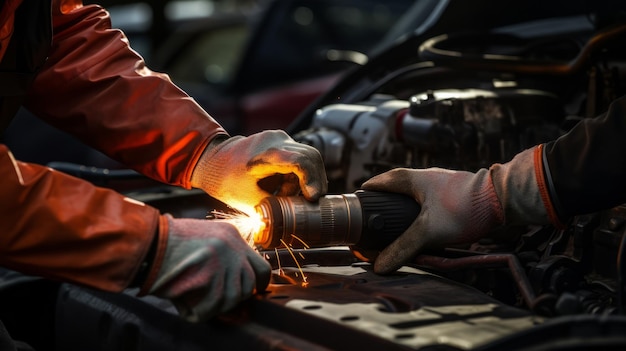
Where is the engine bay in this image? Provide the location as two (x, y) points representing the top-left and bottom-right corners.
(281, 8), (626, 349)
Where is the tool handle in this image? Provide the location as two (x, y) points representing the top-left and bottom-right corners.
(354, 190), (421, 251)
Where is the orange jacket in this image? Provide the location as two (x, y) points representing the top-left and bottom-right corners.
(0, 0), (226, 291)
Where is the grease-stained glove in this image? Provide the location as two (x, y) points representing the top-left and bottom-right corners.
(191, 130), (328, 214)
(362, 146), (560, 274)
(141, 214), (271, 323)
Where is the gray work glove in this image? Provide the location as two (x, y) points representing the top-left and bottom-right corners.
(144, 214), (271, 322)
(191, 130), (328, 214)
(361, 146), (555, 274)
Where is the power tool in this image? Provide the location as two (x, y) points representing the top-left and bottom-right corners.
(253, 190), (420, 254)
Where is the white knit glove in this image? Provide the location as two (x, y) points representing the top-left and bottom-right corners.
(191, 130), (327, 214)
(362, 147), (552, 274)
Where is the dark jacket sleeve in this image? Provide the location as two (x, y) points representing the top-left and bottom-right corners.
(543, 94), (626, 220)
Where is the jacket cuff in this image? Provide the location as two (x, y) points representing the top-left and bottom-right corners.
(534, 144), (567, 229)
(138, 215), (170, 295)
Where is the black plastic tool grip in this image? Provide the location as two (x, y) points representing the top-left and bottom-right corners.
(354, 190), (421, 250)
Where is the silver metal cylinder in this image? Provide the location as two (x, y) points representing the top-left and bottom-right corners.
(255, 194), (363, 249)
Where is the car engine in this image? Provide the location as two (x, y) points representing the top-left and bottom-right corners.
(290, 10), (626, 329)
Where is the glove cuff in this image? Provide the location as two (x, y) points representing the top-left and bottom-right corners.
(490, 146), (564, 228)
(138, 215), (170, 295)
(189, 135), (232, 194)
(533, 144), (567, 229)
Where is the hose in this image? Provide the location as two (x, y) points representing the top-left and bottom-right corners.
(418, 23), (626, 75)
(415, 253), (539, 311)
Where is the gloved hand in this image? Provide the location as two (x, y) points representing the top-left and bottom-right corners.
(361, 146), (557, 274)
(141, 214), (271, 323)
(191, 130), (328, 214)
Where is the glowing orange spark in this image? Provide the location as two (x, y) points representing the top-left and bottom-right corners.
(208, 209), (312, 288)
(290, 234), (310, 249)
(275, 248), (284, 276)
(280, 239), (308, 287)
(209, 210), (265, 248)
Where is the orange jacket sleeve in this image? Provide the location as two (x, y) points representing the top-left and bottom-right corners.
(24, 0), (227, 187)
(0, 144), (162, 291)
(0, 0), (226, 291)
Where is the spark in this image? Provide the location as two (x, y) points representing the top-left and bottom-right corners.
(209, 210), (265, 248)
(208, 209), (311, 287)
(290, 234), (310, 249)
(275, 248), (284, 276)
(280, 239), (308, 287)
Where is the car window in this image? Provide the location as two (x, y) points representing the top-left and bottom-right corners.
(237, 0), (416, 92)
(166, 23), (249, 88)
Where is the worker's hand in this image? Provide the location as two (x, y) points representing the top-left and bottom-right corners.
(191, 130), (327, 214)
(144, 215), (271, 323)
(362, 147), (552, 274)
(362, 168), (504, 274)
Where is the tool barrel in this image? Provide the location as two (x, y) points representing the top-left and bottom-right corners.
(255, 194), (363, 249)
